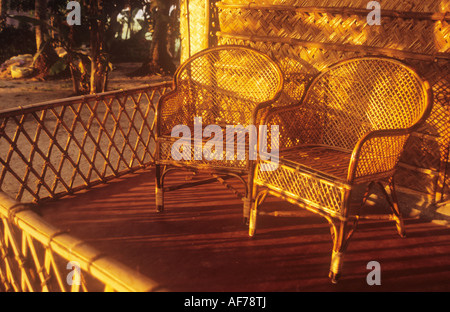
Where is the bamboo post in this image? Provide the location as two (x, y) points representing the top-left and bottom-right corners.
(205, 0), (211, 49)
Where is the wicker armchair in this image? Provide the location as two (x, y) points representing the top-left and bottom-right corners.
(154, 45), (285, 218)
(248, 56), (433, 283)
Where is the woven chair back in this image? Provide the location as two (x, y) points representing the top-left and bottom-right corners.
(170, 46), (283, 129)
(298, 57), (429, 151)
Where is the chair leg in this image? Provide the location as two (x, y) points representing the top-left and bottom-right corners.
(155, 164), (164, 213)
(249, 187), (267, 237)
(248, 199), (258, 237)
(375, 179), (406, 238)
(329, 253), (344, 284)
(388, 178), (406, 238)
(243, 196), (251, 225)
(328, 189), (358, 283)
(328, 220), (345, 283)
(328, 217), (358, 284)
(248, 182), (259, 237)
(245, 165), (256, 225)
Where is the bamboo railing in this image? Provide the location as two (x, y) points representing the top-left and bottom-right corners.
(0, 81), (173, 291)
(0, 191), (165, 292)
(0, 82), (173, 203)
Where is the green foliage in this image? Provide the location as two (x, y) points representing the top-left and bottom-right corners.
(48, 56), (67, 76)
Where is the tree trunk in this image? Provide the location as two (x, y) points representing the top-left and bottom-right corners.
(130, 0), (176, 76)
(68, 26), (86, 95)
(88, 0), (107, 94)
(34, 0), (59, 80)
(0, 0), (7, 31)
(34, 0), (46, 50)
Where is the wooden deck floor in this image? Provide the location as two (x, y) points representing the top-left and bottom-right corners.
(39, 169), (450, 292)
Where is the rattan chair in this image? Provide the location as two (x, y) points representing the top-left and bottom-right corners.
(154, 45), (285, 219)
(248, 56), (433, 283)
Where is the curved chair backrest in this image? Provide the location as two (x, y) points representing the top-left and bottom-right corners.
(300, 57), (432, 150)
(172, 45), (284, 127)
(276, 56), (319, 104)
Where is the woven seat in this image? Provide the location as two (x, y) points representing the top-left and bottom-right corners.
(155, 45), (286, 218)
(248, 56), (433, 283)
(280, 146), (352, 180)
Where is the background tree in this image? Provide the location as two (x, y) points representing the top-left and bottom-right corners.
(4, 0), (180, 90)
(34, 0), (59, 79)
(34, 0), (46, 50)
(0, 0), (36, 65)
(0, 0), (7, 31)
(87, 0), (107, 93)
(10, 0), (109, 92)
(131, 0), (178, 76)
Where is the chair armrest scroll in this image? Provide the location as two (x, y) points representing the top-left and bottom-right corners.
(262, 102), (327, 150)
(348, 129), (412, 183)
(156, 89), (191, 137)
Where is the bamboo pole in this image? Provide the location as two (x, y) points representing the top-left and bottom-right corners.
(205, 0), (211, 48)
(0, 81), (173, 117)
(216, 3), (450, 22)
(216, 32), (450, 62)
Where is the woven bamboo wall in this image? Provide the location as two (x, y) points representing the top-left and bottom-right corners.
(180, 0), (450, 210)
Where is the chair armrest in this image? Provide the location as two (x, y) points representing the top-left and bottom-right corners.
(262, 103), (327, 149)
(347, 129), (412, 183)
(156, 89), (193, 137)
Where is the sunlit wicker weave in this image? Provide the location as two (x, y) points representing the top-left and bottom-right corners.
(249, 56), (433, 283)
(155, 45), (284, 217)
